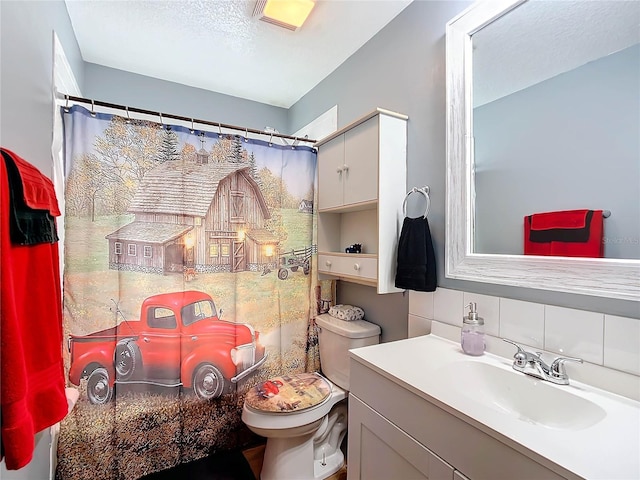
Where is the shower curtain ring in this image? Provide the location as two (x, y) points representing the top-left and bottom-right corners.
(190, 119), (195, 134)
(159, 112), (164, 129)
(64, 95), (70, 113)
(268, 133), (273, 146)
(90, 99), (96, 117)
(125, 106), (131, 124)
(244, 128), (249, 142)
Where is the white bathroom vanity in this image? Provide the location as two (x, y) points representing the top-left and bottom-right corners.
(347, 335), (640, 480)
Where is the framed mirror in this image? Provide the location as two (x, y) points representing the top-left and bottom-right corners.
(445, 0), (640, 301)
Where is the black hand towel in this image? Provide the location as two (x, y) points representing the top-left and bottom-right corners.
(394, 216), (437, 292)
(2, 149), (59, 246)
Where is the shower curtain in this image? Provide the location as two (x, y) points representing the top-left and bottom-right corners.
(56, 105), (329, 480)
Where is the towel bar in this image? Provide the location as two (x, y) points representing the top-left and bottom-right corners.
(403, 186), (430, 218)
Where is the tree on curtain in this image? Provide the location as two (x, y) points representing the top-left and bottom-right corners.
(56, 105), (326, 480)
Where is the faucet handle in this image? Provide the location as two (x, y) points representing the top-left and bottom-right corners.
(502, 338), (528, 367)
(502, 338), (524, 352)
(549, 356), (583, 380)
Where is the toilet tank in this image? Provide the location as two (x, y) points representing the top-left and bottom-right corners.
(315, 313), (381, 391)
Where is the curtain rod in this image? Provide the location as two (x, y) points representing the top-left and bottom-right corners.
(64, 94), (317, 145)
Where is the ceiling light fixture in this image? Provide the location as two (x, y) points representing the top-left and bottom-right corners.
(253, 0), (315, 31)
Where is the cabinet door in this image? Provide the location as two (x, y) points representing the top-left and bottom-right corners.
(318, 134), (345, 210)
(343, 117), (379, 206)
(348, 395), (454, 480)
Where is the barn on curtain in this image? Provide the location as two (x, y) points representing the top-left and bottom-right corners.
(55, 105), (330, 479)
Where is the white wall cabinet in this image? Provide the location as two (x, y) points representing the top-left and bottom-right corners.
(348, 358), (568, 480)
(316, 108), (407, 294)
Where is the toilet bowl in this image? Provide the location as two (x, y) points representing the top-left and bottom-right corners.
(242, 314), (381, 480)
(242, 373), (348, 480)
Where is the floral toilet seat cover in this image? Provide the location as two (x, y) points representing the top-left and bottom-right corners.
(245, 372), (332, 413)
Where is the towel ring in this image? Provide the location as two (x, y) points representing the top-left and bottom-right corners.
(403, 186), (430, 218)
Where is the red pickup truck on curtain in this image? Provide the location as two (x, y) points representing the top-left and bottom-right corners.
(68, 290), (267, 404)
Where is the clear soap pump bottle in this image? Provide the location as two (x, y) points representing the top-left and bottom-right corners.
(461, 302), (485, 356)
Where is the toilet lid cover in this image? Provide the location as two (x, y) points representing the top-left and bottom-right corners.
(245, 372), (332, 413)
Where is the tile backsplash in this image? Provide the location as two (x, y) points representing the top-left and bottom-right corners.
(544, 305), (604, 364)
(499, 298), (545, 349)
(409, 288), (640, 400)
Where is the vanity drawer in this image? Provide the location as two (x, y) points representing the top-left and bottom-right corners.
(349, 359), (570, 480)
(318, 254), (377, 281)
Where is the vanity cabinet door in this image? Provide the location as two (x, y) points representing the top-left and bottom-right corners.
(348, 395), (454, 480)
(350, 359), (568, 480)
(453, 471), (471, 480)
(318, 133), (345, 210)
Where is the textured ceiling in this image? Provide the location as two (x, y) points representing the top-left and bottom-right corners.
(64, 0), (413, 108)
(473, 0), (640, 107)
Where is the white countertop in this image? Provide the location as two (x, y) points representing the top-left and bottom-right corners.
(349, 334), (640, 480)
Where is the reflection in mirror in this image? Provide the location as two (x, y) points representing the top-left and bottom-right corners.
(472, 0), (639, 259)
(445, 0), (640, 301)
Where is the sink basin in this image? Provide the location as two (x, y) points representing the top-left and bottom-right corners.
(433, 361), (606, 430)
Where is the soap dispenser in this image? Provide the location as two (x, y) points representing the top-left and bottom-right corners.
(461, 302), (485, 356)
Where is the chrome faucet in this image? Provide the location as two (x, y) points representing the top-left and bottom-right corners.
(502, 338), (583, 385)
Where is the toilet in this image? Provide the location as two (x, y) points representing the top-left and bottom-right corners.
(242, 313), (381, 480)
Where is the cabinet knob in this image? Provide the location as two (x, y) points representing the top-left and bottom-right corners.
(325, 260), (332, 267)
(336, 167), (343, 174)
(342, 164), (349, 172)
(353, 263), (360, 271)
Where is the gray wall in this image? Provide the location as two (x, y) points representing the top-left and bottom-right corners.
(475, 44), (640, 260)
(84, 63), (289, 134)
(289, 0), (638, 325)
(0, 0), (84, 177)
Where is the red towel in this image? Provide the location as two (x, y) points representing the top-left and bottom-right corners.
(1, 148), (68, 470)
(524, 209), (604, 257)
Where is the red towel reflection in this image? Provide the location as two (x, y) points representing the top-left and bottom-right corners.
(524, 209), (604, 257)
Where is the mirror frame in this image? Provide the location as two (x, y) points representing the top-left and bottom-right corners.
(445, 0), (640, 301)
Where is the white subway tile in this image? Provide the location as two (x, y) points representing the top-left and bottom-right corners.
(433, 288), (464, 327)
(499, 298), (545, 348)
(430, 320), (461, 344)
(604, 315), (640, 375)
(408, 291), (434, 319)
(405, 287), (640, 399)
(563, 359), (640, 402)
(463, 292), (500, 337)
(408, 314), (431, 338)
(485, 334), (521, 360)
(544, 306), (603, 364)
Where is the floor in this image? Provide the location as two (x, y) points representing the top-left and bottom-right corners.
(243, 444), (348, 480)
(142, 443), (348, 480)
(141, 447), (255, 480)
